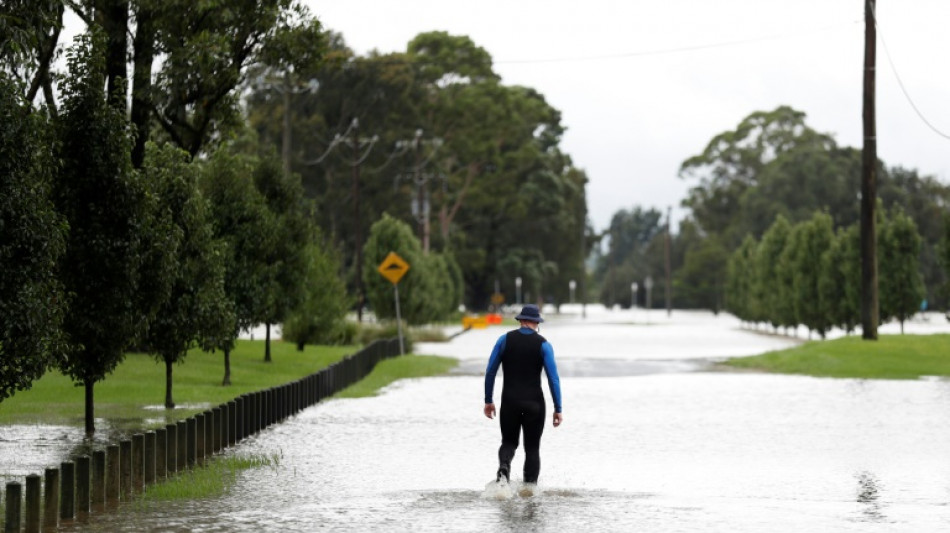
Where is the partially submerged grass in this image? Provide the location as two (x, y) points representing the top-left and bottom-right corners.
(724, 334), (950, 379)
(0, 340), (355, 428)
(335, 355), (458, 398)
(137, 452), (281, 504)
(410, 327), (449, 343)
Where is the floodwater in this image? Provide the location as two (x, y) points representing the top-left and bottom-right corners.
(23, 310), (950, 531)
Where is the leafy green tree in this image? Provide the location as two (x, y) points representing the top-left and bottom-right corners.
(252, 150), (313, 361)
(942, 213), (950, 317)
(596, 207), (665, 308)
(8, 0), (324, 165)
(53, 32), (176, 435)
(726, 236), (759, 323)
(757, 215), (795, 331)
(879, 167), (950, 309)
(741, 146), (862, 238)
(0, 0), (64, 105)
(676, 236), (728, 313)
(0, 74), (67, 402)
(200, 142), (275, 385)
(282, 240), (351, 349)
(679, 106), (836, 247)
(139, 142), (233, 407)
(250, 31), (588, 310)
(819, 224), (861, 334)
(789, 212), (836, 338)
(362, 214), (460, 324)
(879, 207), (925, 333)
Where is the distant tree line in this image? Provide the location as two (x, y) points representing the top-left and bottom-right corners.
(592, 107), (950, 317)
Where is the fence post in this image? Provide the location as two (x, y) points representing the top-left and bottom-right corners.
(252, 392), (260, 433)
(205, 409), (214, 456)
(155, 428), (167, 480)
(60, 461), (75, 520)
(4, 481), (21, 533)
(105, 445), (119, 502)
(167, 423), (179, 473)
(119, 440), (132, 500)
(186, 418), (196, 467)
(132, 434), (145, 493)
(91, 450), (105, 506)
(219, 405), (227, 451)
(228, 400), (238, 445)
(262, 390), (270, 428)
(194, 413), (205, 464)
(76, 455), (90, 514)
(233, 398), (242, 443)
(144, 431), (156, 486)
(43, 468), (59, 529)
(24, 474), (40, 533)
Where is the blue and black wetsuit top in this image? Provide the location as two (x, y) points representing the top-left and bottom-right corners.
(484, 327), (562, 413)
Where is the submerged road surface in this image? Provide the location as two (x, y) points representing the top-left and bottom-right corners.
(61, 310), (950, 532)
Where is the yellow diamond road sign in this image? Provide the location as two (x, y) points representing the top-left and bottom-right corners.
(378, 251), (410, 284)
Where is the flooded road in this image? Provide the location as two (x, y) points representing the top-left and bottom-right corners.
(40, 310), (950, 531)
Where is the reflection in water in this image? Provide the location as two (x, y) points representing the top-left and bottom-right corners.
(855, 471), (887, 522)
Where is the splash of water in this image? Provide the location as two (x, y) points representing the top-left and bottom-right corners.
(481, 479), (542, 500)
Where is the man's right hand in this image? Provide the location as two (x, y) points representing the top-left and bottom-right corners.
(484, 403), (496, 419)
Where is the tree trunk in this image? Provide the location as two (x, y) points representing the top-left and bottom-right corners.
(164, 359), (175, 409)
(130, 3), (155, 169)
(222, 348), (232, 386)
(84, 378), (95, 437)
(265, 324), (272, 362)
(97, 0), (129, 112)
(297, 340), (305, 352)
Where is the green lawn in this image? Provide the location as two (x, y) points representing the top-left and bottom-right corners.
(0, 340), (355, 428)
(335, 355), (458, 398)
(724, 334), (950, 379)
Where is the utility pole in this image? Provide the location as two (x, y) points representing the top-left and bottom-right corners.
(413, 131), (430, 252)
(307, 118), (378, 322)
(664, 206), (672, 317)
(396, 130), (441, 254)
(351, 119), (364, 322)
(861, 0), (879, 340)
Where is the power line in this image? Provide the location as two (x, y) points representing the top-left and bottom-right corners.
(352, 21), (858, 68)
(871, 5), (950, 141)
(494, 21), (859, 65)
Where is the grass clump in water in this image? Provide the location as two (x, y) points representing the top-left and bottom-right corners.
(724, 334), (950, 379)
(139, 452), (280, 503)
(335, 354), (458, 398)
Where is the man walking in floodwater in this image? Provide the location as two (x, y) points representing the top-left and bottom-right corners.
(484, 304), (563, 486)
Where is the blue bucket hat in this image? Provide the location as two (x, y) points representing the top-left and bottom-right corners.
(514, 304), (544, 323)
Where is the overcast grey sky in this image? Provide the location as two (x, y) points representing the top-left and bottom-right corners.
(307, 0), (950, 233)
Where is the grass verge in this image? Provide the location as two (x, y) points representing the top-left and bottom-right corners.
(724, 334), (950, 379)
(136, 452), (281, 504)
(0, 340), (355, 428)
(335, 355), (458, 398)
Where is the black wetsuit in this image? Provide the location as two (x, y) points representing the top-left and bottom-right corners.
(485, 327), (562, 483)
